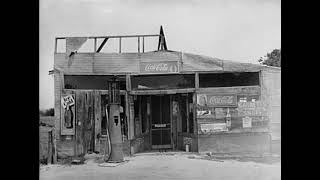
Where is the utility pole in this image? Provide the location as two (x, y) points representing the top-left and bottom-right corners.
(107, 76), (124, 162)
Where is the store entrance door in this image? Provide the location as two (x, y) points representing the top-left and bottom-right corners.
(151, 95), (172, 149)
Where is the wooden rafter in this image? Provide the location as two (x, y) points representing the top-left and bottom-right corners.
(96, 38), (109, 53)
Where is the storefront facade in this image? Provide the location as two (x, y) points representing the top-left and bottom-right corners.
(53, 46), (280, 158)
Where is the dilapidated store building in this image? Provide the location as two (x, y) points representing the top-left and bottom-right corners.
(51, 30), (281, 159)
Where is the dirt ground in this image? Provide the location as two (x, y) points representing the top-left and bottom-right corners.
(40, 152), (281, 180)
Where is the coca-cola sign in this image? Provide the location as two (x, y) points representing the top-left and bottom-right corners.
(197, 94), (237, 107)
(140, 61), (179, 74)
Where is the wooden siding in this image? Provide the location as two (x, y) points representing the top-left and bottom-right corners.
(54, 72), (62, 140)
(261, 67), (281, 140)
(94, 91), (101, 152)
(54, 51), (264, 75)
(55, 53), (93, 74)
(181, 52), (223, 72)
(140, 51), (181, 62)
(93, 53), (139, 73)
(197, 86), (261, 95)
(222, 60), (262, 72)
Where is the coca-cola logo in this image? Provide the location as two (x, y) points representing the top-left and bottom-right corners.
(145, 63), (168, 71)
(143, 62), (178, 73)
(209, 96), (234, 105)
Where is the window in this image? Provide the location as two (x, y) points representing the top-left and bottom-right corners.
(64, 75), (126, 90)
(199, 72), (260, 88)
(131, 74), (195, 90)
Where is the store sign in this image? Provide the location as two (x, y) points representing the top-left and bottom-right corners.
(140, 61), (179, 74)
(154, 124), (167, 128)
(197, 94), (237, 107)
(200, 123), (227, 132)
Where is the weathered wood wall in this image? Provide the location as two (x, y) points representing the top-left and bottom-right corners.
(177, 133), (198, 152)
(39, 116), (56, 163)
(54, 51), (263, 75)
(261, 67), (281, 141)
(198, 132), (270, 154)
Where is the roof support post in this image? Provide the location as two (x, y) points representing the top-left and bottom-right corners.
(142, 37), (145, 53)
(119, 37), (122, 53)
(138, 37), (140, 53)
(94, 38), (97, 52)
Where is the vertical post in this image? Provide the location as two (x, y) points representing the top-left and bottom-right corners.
(54, 38), (57, 53)
(186, 95), (189, 133)
(142, 37), (145, 53)
(119, 37), (122, 53)
(126, 74), (135, 140)
(138, 37), (140, 53)
(94, 38), (97, 52)
(125, 92), (130, 140)
(129, 97), (135, 140)
(194, 72), (199, 135)
(193, 93), (197, 135)
(195, 72), (199, 90)
(52, 129), (57, 164)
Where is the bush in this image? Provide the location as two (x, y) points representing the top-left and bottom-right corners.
(40, 108), (54, 116)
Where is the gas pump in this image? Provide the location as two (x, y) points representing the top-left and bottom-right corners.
(106, 76), (124, 162)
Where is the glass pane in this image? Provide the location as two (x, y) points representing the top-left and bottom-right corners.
(131, 74), (195, 90)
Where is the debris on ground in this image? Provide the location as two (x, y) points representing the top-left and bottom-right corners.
(98, 160), (129, 167)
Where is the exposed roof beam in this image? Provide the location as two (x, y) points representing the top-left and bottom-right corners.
(56, 34), (160, 39)
(96, 38), (109, 53)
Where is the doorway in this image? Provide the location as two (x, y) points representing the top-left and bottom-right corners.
(151, 95), (172, 149)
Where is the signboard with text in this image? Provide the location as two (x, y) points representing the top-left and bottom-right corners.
(242, 116), (252, 128)
(200, 123), (227, 133)
(140, 61), (179, 74)
(197, 94), (237, 107)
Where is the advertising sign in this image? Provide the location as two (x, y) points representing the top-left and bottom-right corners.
(197, 94), (237, 107)
(140, 61), (179, 74)
(200, 123), (227, 133)
(242, 116), (252, 128)
(61, 95), (75, 109)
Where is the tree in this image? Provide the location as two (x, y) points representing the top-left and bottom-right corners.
(40, 108), (54, 116)
(258, 49), (281, 67)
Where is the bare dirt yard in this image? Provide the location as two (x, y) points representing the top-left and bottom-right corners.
(40, 152), (281, 180)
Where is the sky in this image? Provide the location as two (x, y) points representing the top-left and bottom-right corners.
(39, 0), (281, 110)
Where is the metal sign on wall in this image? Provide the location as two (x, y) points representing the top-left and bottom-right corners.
(139, 61), (179, 74)
(61, 94), (75, 135)
(197, 94), (237, 107)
